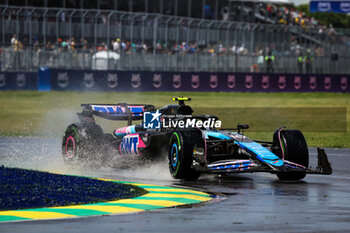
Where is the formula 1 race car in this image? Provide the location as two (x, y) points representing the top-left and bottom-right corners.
(62, 97), (332, 181)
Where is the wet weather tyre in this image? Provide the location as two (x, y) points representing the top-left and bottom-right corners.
(273, 129), (309, 180)
(62, 129), (78, 163)
(168, 131), (201, 181)
(62, 123), (103, 164)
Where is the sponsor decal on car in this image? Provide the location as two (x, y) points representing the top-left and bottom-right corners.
(120, 135), (139, 155)
(193, 148), (204, 156)
(91, 105), (144, 116)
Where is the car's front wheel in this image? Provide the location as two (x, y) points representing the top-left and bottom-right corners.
(273, 129), (309, 180)
(168, 130), (201, 181)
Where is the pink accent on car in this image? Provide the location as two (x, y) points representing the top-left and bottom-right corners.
(115, 126), (128, 134)
(65, 136), (75, 159)
(132, 134), (146, 148)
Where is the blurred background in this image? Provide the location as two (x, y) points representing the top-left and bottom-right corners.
(1, 0), (349, 73)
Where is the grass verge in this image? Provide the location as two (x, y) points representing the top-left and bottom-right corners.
(0, 91), (349, 148)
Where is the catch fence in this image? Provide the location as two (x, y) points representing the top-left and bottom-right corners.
(1, 5), (349, 73)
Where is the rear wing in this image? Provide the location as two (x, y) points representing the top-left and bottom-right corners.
(78, 103), (156, 125)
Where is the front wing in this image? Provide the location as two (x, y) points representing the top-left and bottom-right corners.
(193, 148), (332, 175)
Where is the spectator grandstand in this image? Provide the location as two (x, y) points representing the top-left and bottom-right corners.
(0, 0), (349, 73)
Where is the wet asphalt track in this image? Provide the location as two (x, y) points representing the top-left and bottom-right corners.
(0, 137), (350, 233)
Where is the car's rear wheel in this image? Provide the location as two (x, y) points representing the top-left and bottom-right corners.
(273, 129), (309, 180)
(62, 123), (103, 164)
(168, 130), (201, 181)
(63, 129), (78, 162)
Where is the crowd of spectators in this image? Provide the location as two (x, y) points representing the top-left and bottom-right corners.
(274, 5), (337, 36)
(2, 32), (345, 74)
(2, 1), (349, 73)
(6, 32), (344, 62)
(2, 1), (348, 57)
(229, 3), (341, 42)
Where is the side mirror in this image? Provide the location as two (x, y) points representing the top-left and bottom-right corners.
(237, 124), (249, 134)
(237, 124), (249, 130)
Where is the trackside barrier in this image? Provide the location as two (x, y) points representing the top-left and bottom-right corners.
(0, 72), (37, 90)
(38, 67), (51, 91)
(0, 69), (349, 92)
(49, 69), (350, 92)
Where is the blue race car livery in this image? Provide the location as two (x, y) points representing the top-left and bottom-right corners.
(62, 97), (332, 181)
